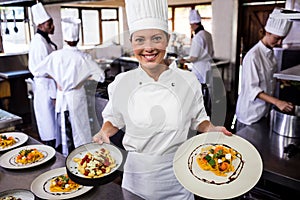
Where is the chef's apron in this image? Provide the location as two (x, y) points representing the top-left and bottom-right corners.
(56, 87), (92, 156)
(116, 79), (194, 200)
(122, 152), (194, 200)
(33, 77), (59, 144)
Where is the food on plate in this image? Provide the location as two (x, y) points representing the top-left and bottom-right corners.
(50, 174), (81, 192)
(0, 196), (21, 200)
(73, 147), (116, 178)
(196, 144), (237, 177)
(0, 134), (17, 149)
(15, 148), (44, 165)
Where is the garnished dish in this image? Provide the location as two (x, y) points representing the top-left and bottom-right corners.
(0, 144), (55, 169)
(0, 189), (34, 200)
(0, 196), (21, 200)
(15, 148), (44, 165)
(173, 132), (263, 199)
(31, 167), (93, 199)
(50, 174), (80, 192)
(0, 134), (17, 149)
(0, 132), (28, 152)
(66, 142), (123, 186)
(73, 147), (117, 178)
(194, 144), (241, 177)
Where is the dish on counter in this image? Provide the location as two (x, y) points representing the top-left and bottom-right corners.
(0, 144), (55, 169)
(31, 167), (93, 199)
(173, 132), (263, 199)
(0, 189), (35, 200)
(66, 142), (123, 186)
(0, 132), (28, 152)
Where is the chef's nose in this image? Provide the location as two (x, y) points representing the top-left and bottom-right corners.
(143, 39), (155, 51)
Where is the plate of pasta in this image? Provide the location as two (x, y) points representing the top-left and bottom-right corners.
(66, 142), (123, 186)
(0, 189), (35, 200)
(0, 132), (28, 152)
(31, 167), (93, 199)
(173, 132), (263, 199)
(0, 144), (55, 169)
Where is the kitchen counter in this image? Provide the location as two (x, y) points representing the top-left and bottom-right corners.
(236, 118), (300, 192)
(0, 136), (143, 200)
(0, 109), (23, 130)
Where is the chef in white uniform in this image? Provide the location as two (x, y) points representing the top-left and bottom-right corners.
(28, 2), (58, 148)
(180, 9), (215, 116)
(180, 9), (214, 84)
(93, 0), (232, 199)
(35, 17), (105, 156)
(236, 8), (294, 130)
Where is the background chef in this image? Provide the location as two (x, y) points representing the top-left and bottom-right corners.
(235, 8), (294, 131)
(28, 2), (59, 148)
(93, 0), (232, 199)
(34, 17), (105, 156)
(179, 9), (215, 116)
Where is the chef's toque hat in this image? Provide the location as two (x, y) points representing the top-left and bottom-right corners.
(31, 2), (51, 25)
(62, 17), (81, 42)
(125, 0), (169, 35)
(189, 9), (201, 24)
(265, 8), (292, 37)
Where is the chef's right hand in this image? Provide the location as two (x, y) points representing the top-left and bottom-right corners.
(93, 130), (111, 144)
(276, 100), (293, 113)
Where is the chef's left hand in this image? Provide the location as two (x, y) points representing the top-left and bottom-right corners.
(207, 125), (232, 136)
(93, 130), (111, 144)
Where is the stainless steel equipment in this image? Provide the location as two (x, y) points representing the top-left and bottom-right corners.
(271, 108), (300, 138)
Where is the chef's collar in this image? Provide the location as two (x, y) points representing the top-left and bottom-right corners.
(37, 29), (57, 50)
(259, 40), (273, 58)
(138, 64), (173, 82)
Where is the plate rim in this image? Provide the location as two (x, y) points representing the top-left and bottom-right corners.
(173, 131), (263, 199)
(0, 144), (55, 169)
(30, 167), (93, 199)
(66, 142), (123, 179)
(0, 132), (29, 152)
(0, 188), (35, 199)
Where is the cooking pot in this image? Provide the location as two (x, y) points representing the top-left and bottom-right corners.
(271, 108), (300, 138)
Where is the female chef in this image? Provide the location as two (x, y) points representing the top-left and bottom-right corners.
(28, 2), (58, 148)
(93, 0), (232, 199)
(235, 8), (294, 131)
(35, 18), (105, 156)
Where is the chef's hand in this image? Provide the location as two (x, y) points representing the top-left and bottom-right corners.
(93, 130), (110, 144)
(197, 120), (232, 136)
(275, 100), (293, 113)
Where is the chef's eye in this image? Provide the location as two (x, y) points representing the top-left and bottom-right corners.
(152, 36), (162, 43)
(134, 37), (145, 44)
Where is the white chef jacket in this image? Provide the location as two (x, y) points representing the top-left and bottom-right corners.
(103, 61), (209, 199)
(28, 33), (58, 142)
(36, 45), (105, 155)
(189, 30), (214, 84)
(236, 40), (277, 125)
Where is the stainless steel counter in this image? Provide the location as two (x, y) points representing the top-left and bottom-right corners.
(0, 109), (23, 129)
(236, 118), (300, 192)
(0, 136), (143, 200)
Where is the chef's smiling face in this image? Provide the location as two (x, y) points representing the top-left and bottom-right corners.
(131, 29), (169, 70)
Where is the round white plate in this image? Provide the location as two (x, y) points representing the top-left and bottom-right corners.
(31, 167), (93, 199)
(0, 189), (35, 200)
(0, 132), (28, 152)
(0, 144), (55, 169)
(173, 132), (263, 199)
(66, 142), (123, 179)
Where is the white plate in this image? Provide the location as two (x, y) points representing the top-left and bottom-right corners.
(66, 142), (123, 179)
(31, 167), (93, 199)
(0, 132), (28, 152)
(0, 144), (55, 169)
(173, 132), (263, 199)
(0, 189), (35, 200)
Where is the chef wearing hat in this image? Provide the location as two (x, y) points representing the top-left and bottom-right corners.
(28, 2), (58, 148)
(235, 7), (294, 130)
(179, 9), (214, 116)
(35, 17), (105, 156)
(93, 0), (232, 199)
